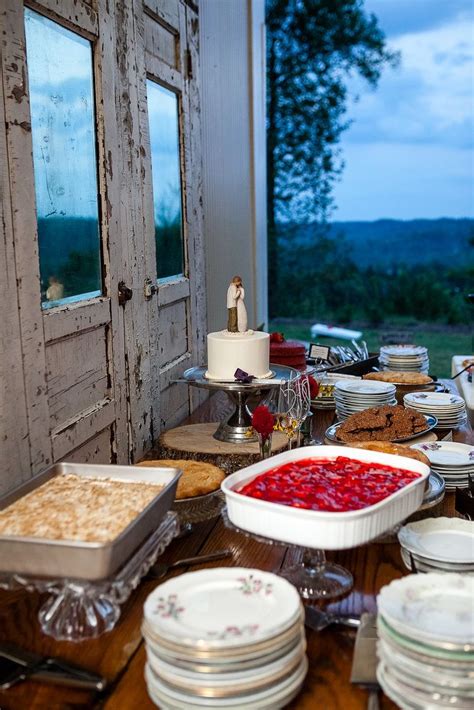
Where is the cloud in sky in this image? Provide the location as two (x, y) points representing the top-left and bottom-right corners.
(332, 0), (473, 221)
(25, 9), (99, 220)
(364, 0), (470, 38)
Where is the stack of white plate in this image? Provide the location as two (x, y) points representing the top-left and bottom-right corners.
(377, 574), (474, 710)
(311, 373), (360, 410)
(411, 441), (474, 490)
(142, 568), (307, 709)
(404, 392), (467, 430)
(334, 380), (397, 420)
(380, 345), (429, 373)
(398, 517), (474, 573)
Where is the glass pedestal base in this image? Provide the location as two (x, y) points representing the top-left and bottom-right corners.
(222, 508), (353, 601)
(279, 550), (353, 600)
(0, 513), (179, 641)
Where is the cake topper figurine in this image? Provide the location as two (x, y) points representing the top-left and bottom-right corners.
(227, 275), (248, 333)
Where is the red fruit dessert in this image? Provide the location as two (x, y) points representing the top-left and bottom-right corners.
(270, 339), (307, 370)
(237, 456), (420, 512)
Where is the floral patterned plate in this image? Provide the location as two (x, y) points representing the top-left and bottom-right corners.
(378, 574), (474, 649)
(145, 655), (308, 708)
(143, 567), (302, 650)
(411, 441), (474, 467)
(404, 392), (465, 409)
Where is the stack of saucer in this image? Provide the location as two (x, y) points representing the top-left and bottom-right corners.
(142, 568), (307, 709)
(404, 392), (467, 430)
(411, 441), (474, 490)
(398, 517), (474, 573)
(380, 345), (429, 373)
(377, 574), (474, 710)
(334, 380), (396, 420)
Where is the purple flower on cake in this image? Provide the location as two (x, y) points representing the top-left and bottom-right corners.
(234, 368), (255, 383)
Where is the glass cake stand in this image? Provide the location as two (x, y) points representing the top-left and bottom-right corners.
(172, 490), (226, 535)
(176, 365), (298, 443)
(222, 508), (353, 600)
(0, 513), (179, 642)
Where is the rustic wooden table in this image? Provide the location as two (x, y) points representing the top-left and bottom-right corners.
(0, 381), (472, 710)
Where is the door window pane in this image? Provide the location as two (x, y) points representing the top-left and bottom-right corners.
(146, 80), (184, 280)
(24, 9), (101, 309)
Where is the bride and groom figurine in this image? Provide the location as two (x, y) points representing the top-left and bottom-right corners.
(227, 275), (248, 333)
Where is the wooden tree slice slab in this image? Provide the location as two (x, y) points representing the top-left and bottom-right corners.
(158, 423), (289, 475)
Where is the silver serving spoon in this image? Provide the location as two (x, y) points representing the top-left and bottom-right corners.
(147, 549), (233, 579)
(304, 605), (360, 632)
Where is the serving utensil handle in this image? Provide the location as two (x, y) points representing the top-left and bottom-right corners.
(333, 615), (361, 628)
(367, 689), (380, 710)
(169, 549), (233, 569)
(34, 659), (106, 691)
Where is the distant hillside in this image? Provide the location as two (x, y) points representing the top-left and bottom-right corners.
(279, 218), (474, 268)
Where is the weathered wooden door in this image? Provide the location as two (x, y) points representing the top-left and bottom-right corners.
(119, 0), (206, 461)
(1, 0), (205, 490)
(1, 0), (128, 486)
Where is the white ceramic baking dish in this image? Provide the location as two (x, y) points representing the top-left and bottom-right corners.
(221, 446), (430, 550)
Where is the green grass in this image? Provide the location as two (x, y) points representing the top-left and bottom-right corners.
(269, 320), (473, 378)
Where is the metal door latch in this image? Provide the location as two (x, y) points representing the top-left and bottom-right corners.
(144, 277), (158, 300)
(118, 281), (133, 306)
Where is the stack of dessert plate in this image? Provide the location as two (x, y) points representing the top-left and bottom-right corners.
(377, 574), (474, 710)
(398, 517), (474, 574)
(404, 392), (467, 430)
(334, 380), (397, 420)
(411, 441), (474, 490)
(142, 568), (307, 709)
(379, 345), (429, 373)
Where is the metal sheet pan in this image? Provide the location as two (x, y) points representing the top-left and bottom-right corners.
(0, 462), (181, 580)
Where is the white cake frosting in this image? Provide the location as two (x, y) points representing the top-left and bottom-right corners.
(205, 330), (271, 381)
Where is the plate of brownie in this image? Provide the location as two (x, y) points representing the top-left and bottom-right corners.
(325, 405), (437, 444)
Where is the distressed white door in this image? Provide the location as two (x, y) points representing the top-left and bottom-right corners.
(1, 0), (127, 482)
(1, 0), (206, 489)
(119, 0), (207, 460)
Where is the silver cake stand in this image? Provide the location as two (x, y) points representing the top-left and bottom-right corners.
(176, 364), (298, 444)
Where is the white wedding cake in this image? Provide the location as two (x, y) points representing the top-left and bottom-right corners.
(205, 330), (271, 381)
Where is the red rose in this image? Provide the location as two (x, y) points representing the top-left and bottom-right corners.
(308, 375), (319, 399)
(251, 405), (275, 439)
(270, 332), (285, 343)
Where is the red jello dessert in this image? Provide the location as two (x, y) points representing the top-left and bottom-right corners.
(270, 337), (307, 371)
(237, 456), (419, 512)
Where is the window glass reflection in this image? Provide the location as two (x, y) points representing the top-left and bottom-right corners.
(146, 80), (184, 280)
(24, 9), (102, 309)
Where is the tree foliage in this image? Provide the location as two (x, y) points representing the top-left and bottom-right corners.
(276, 225), (472, 326)
(267, 0), (397, 226)
(266, 0), (398, 316)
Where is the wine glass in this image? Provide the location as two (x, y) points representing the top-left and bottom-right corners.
(276, 374), (305, 450)
(296, 375), (312, 445)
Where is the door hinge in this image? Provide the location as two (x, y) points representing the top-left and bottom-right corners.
(144, 277), (158, 300)
(118, 281), (133, 306)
